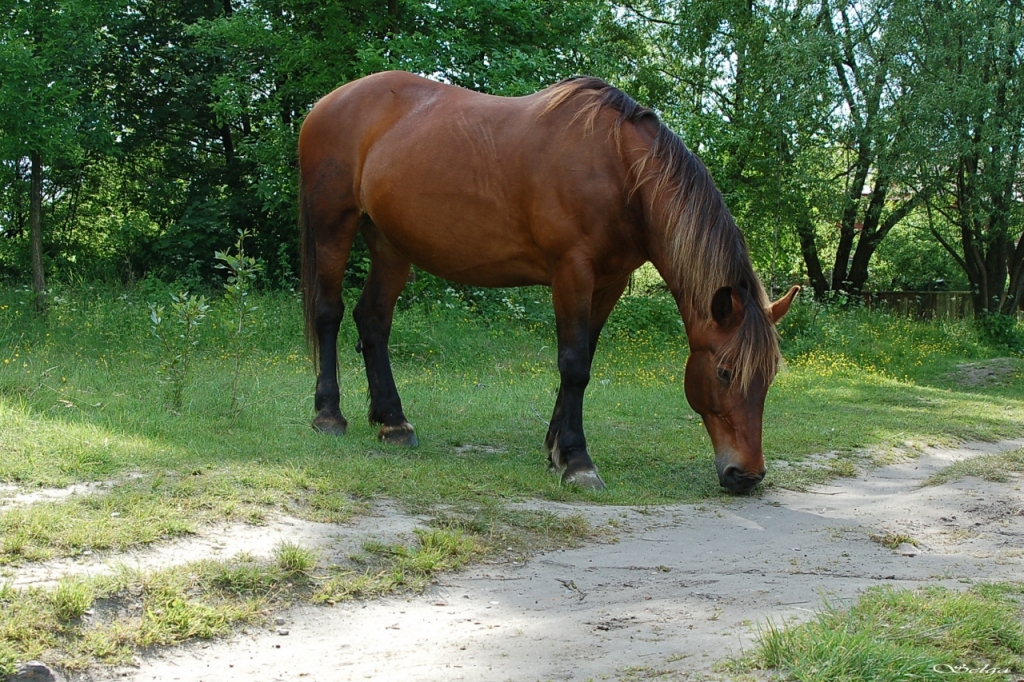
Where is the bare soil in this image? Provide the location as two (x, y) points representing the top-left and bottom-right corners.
(7, 438), (1023, 682)
(951, 357), (1023, 387)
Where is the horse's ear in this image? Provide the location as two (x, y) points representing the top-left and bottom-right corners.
(711, 286), (743, 329)
(769, 285), (801, 323)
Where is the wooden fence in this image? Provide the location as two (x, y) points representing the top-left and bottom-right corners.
(861, 291), (974, 319)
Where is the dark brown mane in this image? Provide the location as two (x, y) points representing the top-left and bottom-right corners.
(542, 77), (781, 391)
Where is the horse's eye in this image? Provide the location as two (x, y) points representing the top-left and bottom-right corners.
(716, 367), (733, 383)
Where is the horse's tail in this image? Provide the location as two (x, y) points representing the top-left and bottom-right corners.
(299, 176), (319, 367)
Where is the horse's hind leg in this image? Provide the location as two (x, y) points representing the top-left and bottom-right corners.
(310, 208), (359, 435)
(353, 219), (417, 446)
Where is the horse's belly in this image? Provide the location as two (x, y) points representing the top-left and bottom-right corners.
(368, 204), (552, 287)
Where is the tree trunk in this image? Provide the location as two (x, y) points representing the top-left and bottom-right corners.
(965, 237), (1008, 319)
(29, 151), (46, 312)
(843, 179), (887, 296)
(1006, 231), (1024, 314)
(831, 144), (872, 294)
(795, 212), (829, 299)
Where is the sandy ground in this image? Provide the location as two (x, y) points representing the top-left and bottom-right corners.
(5, 438), (1024, 682)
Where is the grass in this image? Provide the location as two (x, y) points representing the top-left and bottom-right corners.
(314, 528), (482, 603)
(750, 584), (1024, 681)
(0, 284), (1021, 562)
(0, 528), (496, 675)
(0, 281), (1022, 672)
(925, 447), (1024, 486)
(870, 531), (918, 550)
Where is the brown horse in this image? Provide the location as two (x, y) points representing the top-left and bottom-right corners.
(299, 71), (798, 493)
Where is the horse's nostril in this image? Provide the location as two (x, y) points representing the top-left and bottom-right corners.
(722, 465), (742, 480)
(720, 466), (764, 494)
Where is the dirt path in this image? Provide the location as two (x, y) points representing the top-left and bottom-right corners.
(36, 438), (1024, 681)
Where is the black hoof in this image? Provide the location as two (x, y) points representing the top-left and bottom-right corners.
(378, 423), (418, 447)
(562, 466), (606, 490)
(312, 411), (347, 436)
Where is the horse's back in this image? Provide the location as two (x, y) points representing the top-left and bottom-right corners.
(300, 72), (642, 288)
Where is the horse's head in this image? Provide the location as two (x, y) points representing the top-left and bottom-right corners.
(683, 285), (799, 494)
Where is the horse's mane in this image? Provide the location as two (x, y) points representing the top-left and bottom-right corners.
(542, 77), (781, 391)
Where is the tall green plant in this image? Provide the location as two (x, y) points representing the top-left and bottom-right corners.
(215, 230), (262, 412)
(149, 291), (209, 411)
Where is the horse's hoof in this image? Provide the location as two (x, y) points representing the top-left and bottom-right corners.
(562, 467), (606, 490)
(312, 412), (347, 436)
(378, 423), (418, 447)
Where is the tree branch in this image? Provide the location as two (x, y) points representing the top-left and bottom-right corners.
(620, 1), (683, 27)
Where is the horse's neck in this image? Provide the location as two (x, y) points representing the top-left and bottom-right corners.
(635, 181), (688, 312)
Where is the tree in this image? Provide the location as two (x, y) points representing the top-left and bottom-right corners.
(621, 0), (937, 300)
(904, 0), (1024, 316)
(0, 0), (114, 305)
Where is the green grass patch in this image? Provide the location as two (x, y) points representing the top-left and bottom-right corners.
(0, 287), (1021, 564)
(0, 529), (485, 675)
(751, 584), (1024, 681)
(0, 285), (1022, 673)
(314, 528), (482, 603)
(925, 447), (1024, 486)
(0, 465), (363, 565)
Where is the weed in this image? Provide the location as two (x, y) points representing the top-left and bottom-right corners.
(214, 230), (263, 413)
(149, 291), (209, 411)
(49, 579), (94, 621)
(274, 541), (317, 576)
(871, 532), (918, 549)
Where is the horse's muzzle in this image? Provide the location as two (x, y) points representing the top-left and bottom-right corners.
(718, 465), (765, 495)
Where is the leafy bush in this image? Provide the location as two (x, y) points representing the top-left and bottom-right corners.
(976, 313), (1024, 354)
(776, 298), (1006, 380)
(603, 291), (682, 339)
(149, 291), (210, 410)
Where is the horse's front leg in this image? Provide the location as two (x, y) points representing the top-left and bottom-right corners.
(548, 266), (604, 489)
(546, 275), (629, 489)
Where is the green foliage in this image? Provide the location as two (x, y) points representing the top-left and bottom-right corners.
(399, 272), (555, 326)
(0, 0), (1020, 323)
(901, 0), (1024, 316)
(754, 585), (1024, 681)
(0, 0), (621, 287)
(870, 219), (969, 291)
(48, 579), (94, 622)
(214, 230), (263, 412)
(776, 298), (995, 378)
(602, 291), (682, 339)
(976, 314), (1024, 355)
(149, 291), (210, 410)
